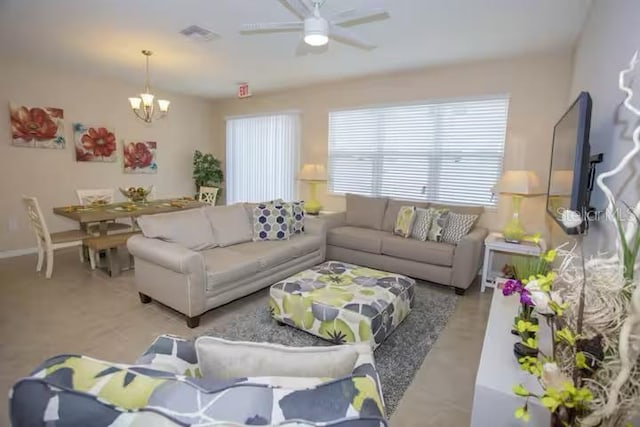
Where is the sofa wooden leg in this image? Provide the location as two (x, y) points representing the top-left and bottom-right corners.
(138, 292), (152, 304)
(455, 288), (466, 296)
(186, 316), (201, 329)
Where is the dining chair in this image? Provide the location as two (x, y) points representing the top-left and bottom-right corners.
(75, 188), (131, 234)
(22, 196), (90, 279)
(198, 186), (219, 206)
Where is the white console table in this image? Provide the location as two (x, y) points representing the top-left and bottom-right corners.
(471, 289), (551, 427)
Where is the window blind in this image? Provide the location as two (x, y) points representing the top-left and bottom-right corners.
(328, 97), (509, 206)
(226, 113), (299, 204)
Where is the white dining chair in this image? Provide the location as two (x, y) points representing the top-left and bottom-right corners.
(75, 188), (132, 234)
(198, 186), (219, 206)
(22, 196), (90, 279)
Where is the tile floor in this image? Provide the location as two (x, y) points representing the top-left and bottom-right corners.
(0, 248), (492, 426)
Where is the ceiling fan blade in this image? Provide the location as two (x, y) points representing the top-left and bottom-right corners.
(240, 22), (304, 33)
(295, 38), (329, 56)
(330, 7), (389, 25)
(279, 0), (314, 19)
(329, 24), (376, 50)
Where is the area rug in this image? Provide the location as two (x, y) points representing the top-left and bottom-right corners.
(203, 282), (459, 414)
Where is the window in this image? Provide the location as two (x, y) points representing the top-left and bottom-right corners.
(226, 113), (299, 204)
(328, 96), (509, 206)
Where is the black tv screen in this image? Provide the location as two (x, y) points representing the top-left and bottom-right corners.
(546, 92), (592, 235)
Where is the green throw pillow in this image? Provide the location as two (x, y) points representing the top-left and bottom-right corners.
(394, 206), (417, 238)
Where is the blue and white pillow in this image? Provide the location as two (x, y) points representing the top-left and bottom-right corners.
(269, 199), (305, 235)
(288, 201), (305, 234)
(253, 203), (291, 241)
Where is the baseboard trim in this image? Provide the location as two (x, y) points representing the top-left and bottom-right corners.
(0, 247), (37, 259)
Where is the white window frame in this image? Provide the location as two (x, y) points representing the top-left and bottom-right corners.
(225, 111), (301, 204)
(327, 95), (510, 207)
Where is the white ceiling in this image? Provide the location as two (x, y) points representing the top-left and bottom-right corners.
(0, 0), (591, 99)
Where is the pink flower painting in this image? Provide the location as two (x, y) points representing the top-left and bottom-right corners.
(73, 123), (117, 162)
(10, 104), (65, 149)
(123, 141), (157, 174)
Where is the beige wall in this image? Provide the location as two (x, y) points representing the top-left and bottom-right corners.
(212, 52), (573, 241)
(564, 0), (640, 254)
(0, 58), (216, 254)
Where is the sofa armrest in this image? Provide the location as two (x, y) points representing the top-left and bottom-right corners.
(451, 227), (489, 290)
(321, 212), (346, 230)
(127, 235), (205, 276)
(304, 216), (327, 238)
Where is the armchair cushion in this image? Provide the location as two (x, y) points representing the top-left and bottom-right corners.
(195, 337), (360, 379)
(328, 226), (387, 254)
(382, 234), (455, 267)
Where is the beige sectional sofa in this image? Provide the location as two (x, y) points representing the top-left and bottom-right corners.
(325, 194), (488, 295)
(127, 204), (326, 327)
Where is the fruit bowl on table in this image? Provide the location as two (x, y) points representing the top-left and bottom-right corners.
(119, 186), (153, 203)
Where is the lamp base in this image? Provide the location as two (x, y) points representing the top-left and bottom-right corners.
(304, 199), (322, 215)
(503, 195), (525, 244)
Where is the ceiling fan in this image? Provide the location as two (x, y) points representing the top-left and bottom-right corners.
(240, 0), (388, 54)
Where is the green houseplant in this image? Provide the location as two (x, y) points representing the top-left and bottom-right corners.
(193, 150), (223, 192)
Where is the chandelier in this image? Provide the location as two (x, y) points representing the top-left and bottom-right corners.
(128, 50), (170, 124)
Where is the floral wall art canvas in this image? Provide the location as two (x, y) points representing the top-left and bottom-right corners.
(73, 123), (117, 162)
(123, 141), (157, 174)
(9, 104), (65, 149)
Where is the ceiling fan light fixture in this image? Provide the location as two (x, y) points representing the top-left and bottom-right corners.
(304, 17), (328, 46)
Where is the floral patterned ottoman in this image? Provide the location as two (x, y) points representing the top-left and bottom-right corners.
(269, 261), (416, 349)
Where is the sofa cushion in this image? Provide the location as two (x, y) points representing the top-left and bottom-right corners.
(382, 199), (429, 232)
(202, 248), (261, 289)
(228, 240), (297, 270)
(204, 204), (253, 247)
(289, 233), (322, 257)
(137, 208), (217, 251)
(382, 234), (455, 267)
(327, 226), (388, 254)
(345, 194), (388, 230)
(195, 336), (360, 380)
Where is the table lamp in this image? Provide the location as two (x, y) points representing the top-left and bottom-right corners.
(299, 164), (326, 215)
(495, 170), (544, 243)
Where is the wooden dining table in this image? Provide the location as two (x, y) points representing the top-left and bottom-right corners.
(53, 198), (205, 234)
(53, 198), (206, 275)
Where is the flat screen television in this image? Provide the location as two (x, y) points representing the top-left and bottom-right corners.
(546, 91), (593, 235)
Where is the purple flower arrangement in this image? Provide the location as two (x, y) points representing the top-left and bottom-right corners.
(502, 279), (535, 321)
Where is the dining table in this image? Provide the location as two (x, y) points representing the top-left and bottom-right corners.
(53, 198), (206, 275)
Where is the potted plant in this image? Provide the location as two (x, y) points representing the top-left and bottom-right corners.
(193, 150), (223, 194)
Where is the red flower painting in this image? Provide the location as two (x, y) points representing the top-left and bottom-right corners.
(73, 123), (117, 162)
(10, 105), (65, 148)
(123, 141), (157, 174)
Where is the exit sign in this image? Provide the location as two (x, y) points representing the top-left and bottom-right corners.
(238, 82), (251, 99)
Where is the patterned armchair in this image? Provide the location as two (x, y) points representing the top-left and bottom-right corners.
(9, 335), (387, 426)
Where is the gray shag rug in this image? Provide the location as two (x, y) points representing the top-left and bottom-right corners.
(203, 282), (458, 414)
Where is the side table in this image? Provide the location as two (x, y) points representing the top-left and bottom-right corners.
(481, 232), (546, 292)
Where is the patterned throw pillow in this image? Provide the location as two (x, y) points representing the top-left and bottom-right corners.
(427, 208), (450, 242)
(394, 206), (416, 238)
(253, 203), (291, 241)
(288, 201), (305, 234)
(410, 207), (431, 241)
(269, 199), (304, 235)
(442, 212), (479, 244)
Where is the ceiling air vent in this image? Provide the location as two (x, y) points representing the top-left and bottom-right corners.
(179, 25), (220, 42)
